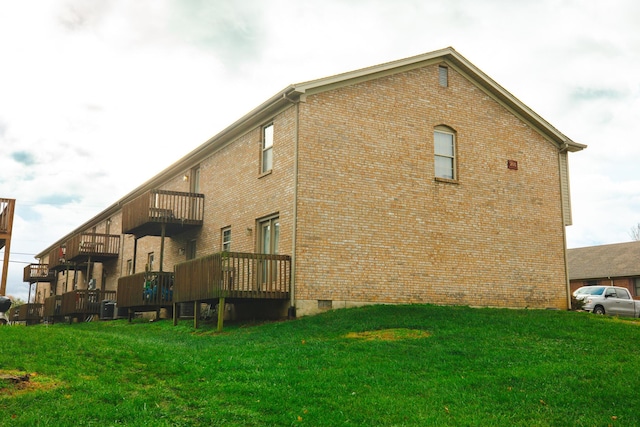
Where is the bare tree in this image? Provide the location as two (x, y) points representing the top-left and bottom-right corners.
(630, 223), (640, 241)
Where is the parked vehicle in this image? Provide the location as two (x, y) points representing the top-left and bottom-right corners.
(574, 286), (640, 317)
(0, 296), (11, 325)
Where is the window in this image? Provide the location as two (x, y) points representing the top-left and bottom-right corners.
(221, 227), (231, 252)
(126, 259), (133, 276)
(186, 239), (197, 260)
(261, 123), (274, 173)
(438, 65), (448, 87)
(147, 252), (155, 271)
(635, 278), (640, 297)
(190, 166), (200, 193)
(434, 127), (456, 180)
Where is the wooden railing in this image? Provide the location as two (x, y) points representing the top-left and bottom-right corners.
(60, 290), (116, 317)
(0, 198), (15, 238)
(10, 303), (43, 322)
(44, 295), (64, 318)
(23, 264), (55, 283)
(122, 190), (204, 236)
(174, 252), (291, 303)
(66, 233), (120, 262)
(117, 271), (174, 309)
(48, 245), (72, 271)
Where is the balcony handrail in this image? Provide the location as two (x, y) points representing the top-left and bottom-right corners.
(174, 252), (291, 303)
(11, 303), (44, 321)
(44, 295), (64, 317)
(60, 289), (116, 317)
(122, 189), (204, 235)
(66, 232), (121, 261)
(23, 263), (54, 282)
(117, 271), (174, 309)
(0, 198), (15, 235)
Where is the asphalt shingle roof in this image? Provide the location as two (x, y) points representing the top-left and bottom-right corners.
(567, 241), (640, 280)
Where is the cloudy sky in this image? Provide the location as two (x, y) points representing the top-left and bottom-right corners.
(1, 0), (639, 301)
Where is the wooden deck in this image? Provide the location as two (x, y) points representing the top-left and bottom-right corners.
(122, 190), (204, 237)
(9, 303), (43, 325)
(174, 252), (291, 303)
(66, 233), (120, 263)
(0, 198), (15, 250)
(23, 264), (56, 283)
(117, 271), (174, 314)
(43, 295), (64, 321)
(60, 290), (116, 321)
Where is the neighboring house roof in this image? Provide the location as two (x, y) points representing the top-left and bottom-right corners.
(37, 47), (586, 258)
(568, 241), (640, 280)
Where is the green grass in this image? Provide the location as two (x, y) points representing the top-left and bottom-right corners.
(1, 304), (640, 426)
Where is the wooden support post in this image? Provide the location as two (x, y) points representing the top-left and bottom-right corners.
(194, 300), (200, 329)
(217, 297), (225, 332)
(159, 224), (166, 273)
(173, 302), (178, 326)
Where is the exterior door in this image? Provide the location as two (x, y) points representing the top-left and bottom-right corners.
(259, 216), (279, 289)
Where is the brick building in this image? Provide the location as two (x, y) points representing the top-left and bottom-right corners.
(568, 241), (640, 298)
(27, 47), (585, 322)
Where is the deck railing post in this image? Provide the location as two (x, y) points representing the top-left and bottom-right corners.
(217, 297), (225, 332)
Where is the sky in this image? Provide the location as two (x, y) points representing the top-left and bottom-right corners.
(1, 0), (639, 302)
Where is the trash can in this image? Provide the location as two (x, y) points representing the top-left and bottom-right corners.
(100, 300), (115, 320)
(0, 296), (11, 313)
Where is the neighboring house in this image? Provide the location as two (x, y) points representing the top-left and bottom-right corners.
(568, 241), (640, 298)
(26, 47), (585, 323)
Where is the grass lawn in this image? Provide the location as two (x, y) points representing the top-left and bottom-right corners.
(1, 304), (639, 426)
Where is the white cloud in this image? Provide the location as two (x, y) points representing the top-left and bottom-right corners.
(1, 0), (640, 301)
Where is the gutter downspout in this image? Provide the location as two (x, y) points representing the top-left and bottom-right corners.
(558, 143), (572, 310)
(288, 94), (300, 318)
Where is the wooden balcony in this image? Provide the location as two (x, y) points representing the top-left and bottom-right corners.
(0, 198), (16, 250)
(174, 252), (291, 304)
(24, 264), (56, 283)
(61, 289), (116, 320)
(117, 271), (174, 311)
(47, 245), (78, 271)
(122, 190), (204, 237)
(66, 233), (121, 263)
(9, 303), (43, 324)
(43, 295), (63, 320)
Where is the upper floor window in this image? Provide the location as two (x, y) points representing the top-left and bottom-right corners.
(190, 166), (201, 193)
(438, 65), (448, 87)
(221, 227), (231, 252)
(261, 123), (274, 174)
(434, 126), (456, 180)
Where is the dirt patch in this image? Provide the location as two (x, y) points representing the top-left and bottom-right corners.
(345, 328), (431, 341)
(0, 370), (59, 397)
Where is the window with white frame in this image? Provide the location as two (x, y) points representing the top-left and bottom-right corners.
(221, 227), (231, 252)
(434, 126), (456, 180)
(261, 123), (274, 173)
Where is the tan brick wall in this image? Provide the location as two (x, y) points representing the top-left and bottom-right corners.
(293, 63), (568, 314)
(37, 61), (573, 318)
(118, 106), (297, 278)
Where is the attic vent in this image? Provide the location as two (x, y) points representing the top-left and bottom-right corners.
(438, 65), (448, 87)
